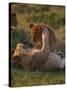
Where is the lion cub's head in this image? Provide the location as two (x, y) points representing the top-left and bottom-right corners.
(29, 23), (57, 51)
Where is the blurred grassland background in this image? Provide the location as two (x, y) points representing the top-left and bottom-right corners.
(10, 3), (65, 87)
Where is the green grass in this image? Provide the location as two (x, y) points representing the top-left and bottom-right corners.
(11, 4), (65, 51)
(11, 4), (65, 87)
(11, 67), (65, 87)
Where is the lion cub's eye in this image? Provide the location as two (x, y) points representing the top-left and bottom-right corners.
(39, 26), (42, 30)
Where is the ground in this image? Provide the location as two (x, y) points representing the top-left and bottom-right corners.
(11, 66), (65, 87)
(10, 4), (65, 87)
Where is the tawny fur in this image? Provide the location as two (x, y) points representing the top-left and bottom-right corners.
(29, 23), (57, 51)
(12, 28), (49, 70)
(13, 43), (32, 57)
(29, 28), (65, 71)
(13, 28), (65, 71)
(43, 52), (65, 70)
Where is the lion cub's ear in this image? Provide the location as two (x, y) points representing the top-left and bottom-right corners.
(29, 24), (34, 29)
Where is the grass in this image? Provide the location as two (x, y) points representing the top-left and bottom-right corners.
(11, 4), (65, 87)
(11, 67), (65, 87)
